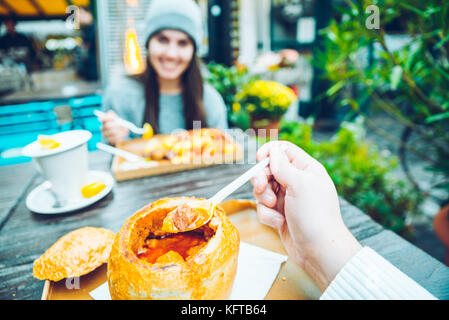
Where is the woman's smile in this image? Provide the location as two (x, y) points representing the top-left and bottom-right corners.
(148, 29), (195, 84)
(158, 59), (181, 72)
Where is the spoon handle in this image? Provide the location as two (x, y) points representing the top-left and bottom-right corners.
(208, 157), (269, 204)
(96, 142), (143, 162)
(93, 110), (144, 134)
(209, 144), (288, 204)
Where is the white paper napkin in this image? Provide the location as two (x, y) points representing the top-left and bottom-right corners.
(90, 242), (288, 300)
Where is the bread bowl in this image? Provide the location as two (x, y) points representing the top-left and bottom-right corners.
(107, 197), (240, 300)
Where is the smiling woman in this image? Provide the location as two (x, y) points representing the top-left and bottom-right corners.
(100, 0), (228, 146)
(148, 30), (194, 87)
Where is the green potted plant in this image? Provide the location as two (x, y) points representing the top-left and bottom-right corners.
(233, 80), (297, 132)
(315, 0), (449, 254)
(279, 118), (424, 239)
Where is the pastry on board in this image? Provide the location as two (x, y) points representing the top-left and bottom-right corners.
(33, 227), (115, 281)
(107, 197), (240, 300)
(141, 128), (241, 163)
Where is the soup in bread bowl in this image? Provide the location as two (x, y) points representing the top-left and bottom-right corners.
(107, 197), (240, 300)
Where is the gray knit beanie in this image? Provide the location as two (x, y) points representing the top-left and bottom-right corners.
(143, 0), (203, 50)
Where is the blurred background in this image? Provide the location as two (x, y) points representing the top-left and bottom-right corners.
(1, 0), (448, 266)
(0, 0), (319, 166)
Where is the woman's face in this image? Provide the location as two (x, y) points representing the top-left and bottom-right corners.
(148, 29), (195, 82)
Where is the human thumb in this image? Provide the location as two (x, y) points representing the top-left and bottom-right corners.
(269, 145), (300, 188)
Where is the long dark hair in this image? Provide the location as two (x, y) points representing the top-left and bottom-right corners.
(138, 35), (207, 134)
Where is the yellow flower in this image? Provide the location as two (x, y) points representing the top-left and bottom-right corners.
(232, 102), (241, 113)
(246, 103), (256, 113)
(235, 80), (297, 116)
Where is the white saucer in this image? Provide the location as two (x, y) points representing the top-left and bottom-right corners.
(26, 170), (114, 215)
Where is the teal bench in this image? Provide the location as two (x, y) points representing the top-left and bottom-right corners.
(0, 95), (103, 166)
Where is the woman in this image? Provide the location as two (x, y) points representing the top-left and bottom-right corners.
(101, 0), (228, 146)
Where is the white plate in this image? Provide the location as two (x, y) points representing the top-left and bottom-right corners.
(26, 170), (114, 215)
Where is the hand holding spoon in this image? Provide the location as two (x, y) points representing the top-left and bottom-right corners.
(94, 110), (154, 139)
(161, 145), (287, 233)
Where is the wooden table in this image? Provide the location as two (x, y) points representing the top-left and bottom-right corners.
(1, 151), (448, 300)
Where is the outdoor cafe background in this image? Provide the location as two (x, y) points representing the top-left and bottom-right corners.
(0, 0), (321, 167)
(2, 0), (449, 267)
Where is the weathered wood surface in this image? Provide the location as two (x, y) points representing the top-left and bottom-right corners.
(0, 150), (448, 300)
(0, 162), (37, 231)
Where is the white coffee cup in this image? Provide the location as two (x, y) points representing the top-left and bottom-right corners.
(22, 130), (92, 203)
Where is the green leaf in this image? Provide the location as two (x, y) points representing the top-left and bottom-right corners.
(326, 81), (345, 97)
(390, 66), (403, 90)
(425, 5), (442, 16)
(425, 111), (449, 123)
(341, 98), (359, 110)
(229, 111), (250, 130)
(433, 181), (449, 191)
(399, 3), (429, 17)
(434, 33), (449, 50)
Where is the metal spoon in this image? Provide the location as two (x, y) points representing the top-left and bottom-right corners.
(94, 110), (145, 135)
(162, 148), (284, 233)
(96, 142), (144, 162)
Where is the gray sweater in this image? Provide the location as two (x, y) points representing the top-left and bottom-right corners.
(102, 77), (228, 135)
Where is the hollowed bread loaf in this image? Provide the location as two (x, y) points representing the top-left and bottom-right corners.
(107, 197), (240, 300)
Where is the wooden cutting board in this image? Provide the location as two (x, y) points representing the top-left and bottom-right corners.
(112, 135), (244, 182)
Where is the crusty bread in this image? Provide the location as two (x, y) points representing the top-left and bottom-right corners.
(107, 197), (240, 300)
(33, 227), (114, 281)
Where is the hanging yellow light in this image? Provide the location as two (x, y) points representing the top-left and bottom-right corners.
(123, 27), (144, 74)
(126, 0), (139, 7)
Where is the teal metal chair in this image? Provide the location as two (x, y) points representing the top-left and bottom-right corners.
(0, 95), (103, 166)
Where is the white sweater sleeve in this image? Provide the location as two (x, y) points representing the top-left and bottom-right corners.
(320, 247), (437, 300)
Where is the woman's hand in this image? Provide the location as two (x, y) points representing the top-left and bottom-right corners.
(251, 141), (362, 292)
(99, 110), (129, 146)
